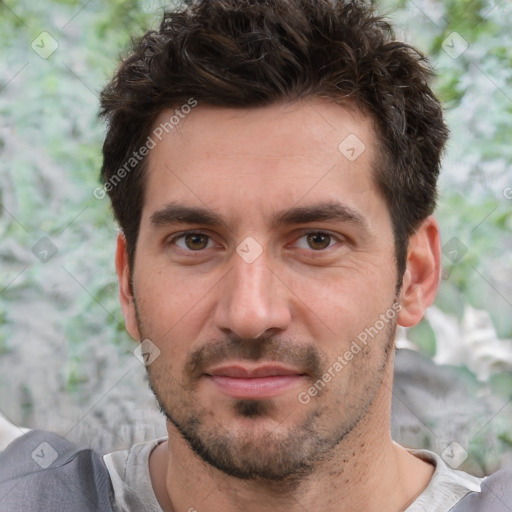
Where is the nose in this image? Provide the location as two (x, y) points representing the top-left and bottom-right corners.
(213, 249), (292, 340)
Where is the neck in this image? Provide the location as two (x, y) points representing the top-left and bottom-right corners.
(149, 369), (434, 512)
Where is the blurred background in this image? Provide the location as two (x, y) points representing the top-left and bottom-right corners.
(0, 0), (511, 476)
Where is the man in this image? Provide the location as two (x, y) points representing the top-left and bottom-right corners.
(1, 0), (510, 510)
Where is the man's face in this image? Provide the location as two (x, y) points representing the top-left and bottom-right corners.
(121, 100), (402, 480)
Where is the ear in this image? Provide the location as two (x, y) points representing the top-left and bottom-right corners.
(115, 232), (141, 340)
(397, 216), (441, 328)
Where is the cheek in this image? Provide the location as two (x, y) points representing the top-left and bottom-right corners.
(133, 266), (215, 347)
(287, 266), (396, 336)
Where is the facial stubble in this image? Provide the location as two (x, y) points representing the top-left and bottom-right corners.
(134, 301), (397, 484)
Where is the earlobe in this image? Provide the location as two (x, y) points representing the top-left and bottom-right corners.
(115, 233), (141, 340)
(397, 216), (441, 328)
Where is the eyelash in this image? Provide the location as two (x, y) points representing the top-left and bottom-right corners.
(167, 230), (343, 253)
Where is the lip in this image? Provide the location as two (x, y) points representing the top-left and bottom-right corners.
(205, 364), (306, 399)
(207, 364), (304, 378)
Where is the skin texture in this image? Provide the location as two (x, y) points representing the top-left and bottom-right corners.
(116, 99), (441, 511)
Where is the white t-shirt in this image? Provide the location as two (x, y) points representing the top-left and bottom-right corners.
(104, 439), (483, 512)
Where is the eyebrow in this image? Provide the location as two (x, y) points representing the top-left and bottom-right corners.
(150, 201), (370, 232)
(270, 202), (369, 231)
(150, 204), (224, 227)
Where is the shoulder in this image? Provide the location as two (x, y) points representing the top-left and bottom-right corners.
(407, 448), (512, 512)
(0, 429), (114, 512)
(450, 464), (512, 511)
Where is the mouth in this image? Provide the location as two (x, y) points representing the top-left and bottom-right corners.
(204, 363), (307, 399)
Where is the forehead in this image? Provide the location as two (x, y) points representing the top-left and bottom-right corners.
(143, 99), (383, 226)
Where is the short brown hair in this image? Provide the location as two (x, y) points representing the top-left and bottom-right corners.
(100, 0), (448, 278)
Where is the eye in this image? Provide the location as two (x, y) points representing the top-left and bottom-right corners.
(173, 232), (213, 251)
(295, 232), (337, 251)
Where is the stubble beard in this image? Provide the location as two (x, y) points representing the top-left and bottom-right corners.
(137, 304), (397, 483)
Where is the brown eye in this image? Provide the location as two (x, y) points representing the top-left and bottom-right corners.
(306, 232), (332, 250)
(182, 233), (210, 250)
